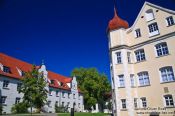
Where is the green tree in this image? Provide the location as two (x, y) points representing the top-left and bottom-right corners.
(20, 65), (48, 112)
(71, 68), (111, 112)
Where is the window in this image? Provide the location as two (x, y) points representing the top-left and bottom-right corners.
(148, 22), (159, 36)
(160, 66), (175, 83)
(118, 75), (125, 87)
(48, 101), (51, 107)
(68, 93), (71, 98)
(15, 97), (20, 104)
(138, 72), (150, 86)
(56, 91), (59, 97)
(135, 29), (141, 38)
(0, 96), (7, 104)
(17, 83), (22, 92)
(67, 102), (70, 107)
(141, 97), (147, 108)
(79, 94), (81, 100)
(21, 71), (25, 77)
(145, 9), (154, 21)
(62, 92), (65, 98)
(166, 16), (174, 26)
(116, 52), (122, 64)
(51, 80), (54, 84)
(3, 80), (9, 88)
(155, 42), (169, 56)
(49, 89), (52, 96)
(3, 66), (10, 73)
(134, 98), (138, 108)
(121, 99), (126, 109)
(135, 49), (146, 62)
(78, 103), (81, 108)
(55, 101), (58, 106)
(73, 94), (76, 99)
(127, 52), (131, 63)
(130, 74), (135, 87)
(164, 95), (174, 107)
(62, 102), (64, 107)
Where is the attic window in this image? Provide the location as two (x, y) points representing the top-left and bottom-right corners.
(21, 71), (25, 77)
(145, 9), (154, 22)
(3, 66), (11, 73)
(50, 80), (54, 84)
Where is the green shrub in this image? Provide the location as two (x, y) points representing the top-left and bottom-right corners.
(55, 104), (68, 113)
(11, 102), (28, 113)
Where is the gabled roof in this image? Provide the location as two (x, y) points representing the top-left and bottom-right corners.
(0, 52), (80, 92)
(127, 1), (175, 32)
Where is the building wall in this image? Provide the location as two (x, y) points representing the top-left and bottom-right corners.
(0, 73), (84, 114)
(109, 2), (175, 116)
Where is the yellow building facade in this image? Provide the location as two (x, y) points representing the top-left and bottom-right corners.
(108, 2), (175, 116)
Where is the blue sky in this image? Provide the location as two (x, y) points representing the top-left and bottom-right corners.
(0, 0), (175, 81)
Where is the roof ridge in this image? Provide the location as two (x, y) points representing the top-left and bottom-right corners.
(0, 52), (32, 66)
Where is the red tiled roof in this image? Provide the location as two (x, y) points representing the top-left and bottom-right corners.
(107, 8), (129, 32)
(0, 53), (81, 92)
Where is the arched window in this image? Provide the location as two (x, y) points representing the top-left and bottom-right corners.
(145, 9), (154, 22)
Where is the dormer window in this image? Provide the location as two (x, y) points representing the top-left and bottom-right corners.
(21, 71), (25, 77)
(51, 80), (54, 84)
(3, 66), (11, 73)
(166, 16), (174, 26)
(145, 9), (154, 22)
(135, 29), (141, 38)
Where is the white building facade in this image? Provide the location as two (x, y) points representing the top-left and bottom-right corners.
(0, 53), (84, 114)
(107, 2), (175, 116)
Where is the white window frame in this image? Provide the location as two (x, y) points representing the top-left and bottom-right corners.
(135, 29), (141, 38)
(130, 74), (135, 87)
(166, 16), (174, 26)
(49, 89), (52, 96)
(3, 80), (9, 89)
(1, 96), (7, 105)
(127, 52), (131, 63)
(115, 52), (122, 64)
(163, 95), (174, 107)
(56, 91), (59, 97)
(141, 97), (147, 108)
(145, 9), (155, 22)
(118, 75), (125, 88)
(134, 98), (138, 108)
(15, 97), (21, 104)
(148, 22), (159, 37)
(138, 72), (150, 86)
(155, 42), (169, 57)
(159, 66), (175, 83)
(121, 99), (127, 109)
(135, 49), (146, 62)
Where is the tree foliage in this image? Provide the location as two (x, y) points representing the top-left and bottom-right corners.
(11, 102), (28, 114)
(20, 65), (48, 112)
(71, 68), (111, 112)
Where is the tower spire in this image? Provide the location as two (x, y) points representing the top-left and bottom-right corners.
(113, 0), (117, 16)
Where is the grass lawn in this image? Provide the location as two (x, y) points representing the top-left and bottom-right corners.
(58, 113), (110, 116)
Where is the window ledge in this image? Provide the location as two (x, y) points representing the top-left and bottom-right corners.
(160, 80), (175, 84)
(134, 60), (146, 64)
(138, 84), (151, 88)
(115, 63), (123, 65)
(165, 106), (175, 108)
(120, 109), (127, 111)
(3, 87), (9, 90)
(149, 32), (160, 38)
(118, 86), (125, 88)
(156, 54), (170, 58)
(2, 103), (7, 106)
(166, 24), (175, 27)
